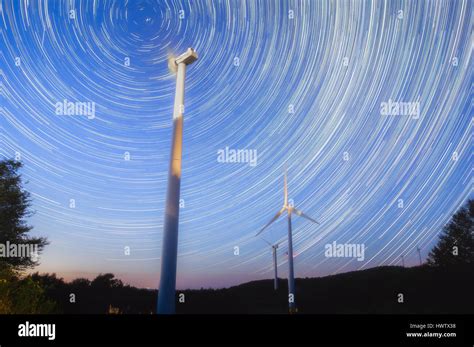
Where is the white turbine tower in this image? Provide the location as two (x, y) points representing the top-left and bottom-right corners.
(158, 48), (198, 314)
(256, 168), (319, 313)
(261, 238), (282, 291)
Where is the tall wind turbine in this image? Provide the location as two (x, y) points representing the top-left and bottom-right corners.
(158, 48), (198, 314)
(256, 168), (319, 313)
(261, 238), (282, 291)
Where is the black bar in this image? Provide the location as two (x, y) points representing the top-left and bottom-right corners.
(0, 314), (472, 345)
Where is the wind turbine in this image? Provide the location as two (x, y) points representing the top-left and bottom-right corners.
(261, 238), (282, 291)
(158, 48), (198, 314)
(256, 168), (319, 313)
(416, 245), (422, 266)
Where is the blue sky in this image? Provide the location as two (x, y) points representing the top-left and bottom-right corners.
(1, 0), (472, 289)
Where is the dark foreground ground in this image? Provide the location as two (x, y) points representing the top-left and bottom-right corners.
(41, 265), (474, 314)
(177, 265), (473, 314)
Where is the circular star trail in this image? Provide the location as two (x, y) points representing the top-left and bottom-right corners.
(1, 0), (472, 288)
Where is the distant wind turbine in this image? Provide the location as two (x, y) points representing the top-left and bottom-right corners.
(256, 168), (320, 313)
(416, 245), (422, 266)
(261, 238), (282, 291)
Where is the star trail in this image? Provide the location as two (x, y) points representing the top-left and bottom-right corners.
(1, 0), (472, 289)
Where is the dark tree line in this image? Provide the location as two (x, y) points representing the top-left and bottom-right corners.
(28, 272), (156, 314)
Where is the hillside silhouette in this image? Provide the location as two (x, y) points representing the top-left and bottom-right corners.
(175, 265), (473, 314)
(22, 264), (473, 314)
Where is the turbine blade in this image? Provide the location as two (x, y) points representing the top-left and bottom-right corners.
(293, 208), (320, 224)
(167, 53), (178, 74)
(260, 238), (272, 246)
(284, 167), (288, 206)
(256, 207), (285, 236)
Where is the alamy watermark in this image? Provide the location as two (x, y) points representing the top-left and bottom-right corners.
(55, 99), (96, 119)
(325, 241), (365, 261)
(0, 241), (38, 261)
(380, 99), (420, 119)
(18, 321), (55, 340)
(217, 146), (258, 167)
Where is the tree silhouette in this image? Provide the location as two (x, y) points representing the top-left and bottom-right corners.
(0, 160), (48, 270)
(70, 277), (91, 289)
(91, 273), (124, 289)
(427, 199), (474, 268)
(0, 265), (57, 313)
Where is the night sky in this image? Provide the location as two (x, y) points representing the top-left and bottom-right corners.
(1, 0), (472, 289)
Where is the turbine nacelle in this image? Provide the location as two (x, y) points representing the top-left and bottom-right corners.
(261, 237), (281, 250)
(175, 48), (198, 65)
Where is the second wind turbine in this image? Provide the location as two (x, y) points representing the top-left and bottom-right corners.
(261, 238), (282, 291)
(256, 169), (319, 313)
